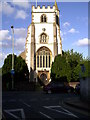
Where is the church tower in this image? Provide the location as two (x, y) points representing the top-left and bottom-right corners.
(25, 1), (62, 84)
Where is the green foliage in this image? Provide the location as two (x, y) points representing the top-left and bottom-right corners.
(0, 68), (2, 76)
(51, 49), (84, 82)
(2, 54), (17, 75)
(74, 59), (90, 79)
(2, 54), (29, 81)
(51, 54), (71, 82)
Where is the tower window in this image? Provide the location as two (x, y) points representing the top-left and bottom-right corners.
(41, 14), (47, 22)
(40, 33), (47, 43)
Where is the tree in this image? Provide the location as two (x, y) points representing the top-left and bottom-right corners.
(63, 49), (83, 81)
(73, 59), (90, 80)
(2, 54), (17, 75)
(2, 54), (29, 89)
(51, 49), (83, 82)
(51, 54), (71, 82)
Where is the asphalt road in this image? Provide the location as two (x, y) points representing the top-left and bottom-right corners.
(2, 91), (89, 120)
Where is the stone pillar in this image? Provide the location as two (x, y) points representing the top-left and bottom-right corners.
(39, 55), (40, 68)
(30, 23), (35, 82)
(31, 23), (35, 70)
(53, 23), (57, 59)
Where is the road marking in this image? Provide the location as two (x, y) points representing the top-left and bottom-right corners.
(22, 102), (31, 108)
(4, 108), (25, 120)
(20, 100), (31, 108)
(60, 106), (79, 118)
(39, 112), (54, 120)
(44, 105), (61, 108)
(43, 105), (78, 118)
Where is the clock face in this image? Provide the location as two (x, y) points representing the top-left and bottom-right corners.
(42, 28), (46, 31)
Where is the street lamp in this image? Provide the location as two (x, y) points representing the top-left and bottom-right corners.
(11, 26), (15, 90)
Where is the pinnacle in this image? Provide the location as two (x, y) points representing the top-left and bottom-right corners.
(55, 0), (58, 10)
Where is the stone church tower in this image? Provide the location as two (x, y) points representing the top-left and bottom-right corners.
(21, 1), (62, 84)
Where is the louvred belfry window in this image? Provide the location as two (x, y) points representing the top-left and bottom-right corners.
(41, 14), (47, 22)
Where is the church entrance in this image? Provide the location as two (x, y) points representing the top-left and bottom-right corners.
(40, 73), (47, 82)
(38, 71), (50, 85)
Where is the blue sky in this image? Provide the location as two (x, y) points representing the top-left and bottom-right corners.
(0, 1), (89, 67)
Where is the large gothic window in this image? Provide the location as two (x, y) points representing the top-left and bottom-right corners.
(40, 33), (47, 43)
(41, 14), (47, 22)
(36, 47), (51, 68)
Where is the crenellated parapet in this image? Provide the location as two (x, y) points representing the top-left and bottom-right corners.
(32, 5), (57, 12)
(32, 5), (56, 10)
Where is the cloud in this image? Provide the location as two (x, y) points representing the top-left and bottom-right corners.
(14, 28), (27, 51)
(68, 28), (79, 33)
(1, 28), (27, 51)
(0, 3), (2, 13)
(15, 37), (25, 51)
(0, 52), (10, 67)
(0, 30), (11, 41)
(73, 38), (90, 46)
(77, 16), (88, 22)
(1, 42), (10, 48)
(63, 22), (70, 27)
(2, 2), (28, 20)
(60, 31), (63, 37)
(12, 0), (30, 9)
(2, 2), (15, 15)
(0, 52), (6, 60)
(14, 28), (27, 38)
(15, 10), (28, 19)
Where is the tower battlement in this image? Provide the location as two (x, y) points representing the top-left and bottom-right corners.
(32, 5), (57, 13)
(32, 5), (55, 10)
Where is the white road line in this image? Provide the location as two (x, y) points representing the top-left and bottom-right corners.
(20, 100), (31, 108)
(60, 106), (79, 118)
(4, 108), (25, 120)
(43, 106), (78, 118)
(39, 112), (54, 120)
(44, 105), (62, 108)
(22, 102), (31, 108)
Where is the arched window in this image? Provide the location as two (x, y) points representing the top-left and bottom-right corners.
(40, 33), (47, 43)
(36, 47), (51, 68)
(41, 14), (47, 22)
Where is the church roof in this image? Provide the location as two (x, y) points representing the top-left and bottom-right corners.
(55, 0), (59, 10)
(19, 51), (26, 60)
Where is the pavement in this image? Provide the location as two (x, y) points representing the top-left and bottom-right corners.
(63, 96), (90, 117)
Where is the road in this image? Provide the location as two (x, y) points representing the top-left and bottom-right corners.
(2, 91), (89, 120)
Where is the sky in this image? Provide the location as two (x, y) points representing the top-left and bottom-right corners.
(0, 0), (89, 68)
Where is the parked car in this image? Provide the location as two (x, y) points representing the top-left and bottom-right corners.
(43, 82), (74, 94)
(75, 83), (80, 94)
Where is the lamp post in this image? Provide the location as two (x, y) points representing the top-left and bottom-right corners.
(11, 26), (15, 90)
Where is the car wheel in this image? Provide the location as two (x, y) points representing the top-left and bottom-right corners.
(48, 90), (52, 94)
